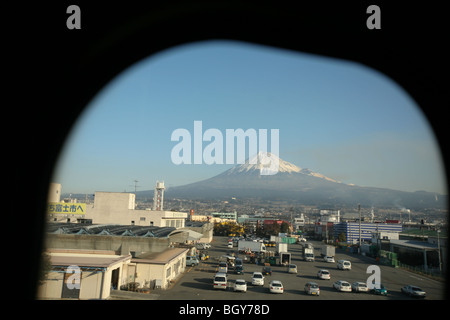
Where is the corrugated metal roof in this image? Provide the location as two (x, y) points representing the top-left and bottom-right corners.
(46, 223), (175, 238)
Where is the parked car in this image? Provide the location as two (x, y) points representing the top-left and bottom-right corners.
(401, 285), (426, 298)
(252, 272), (265, 286)
(196, 243), (207, 250)
(234, 279), (247, 292)
(317, 269), (331, 280)
(262, 266), (272, 276)
(213, 273), (227, 290)
(333, 280), (352, 292)
(269, 280), (284, 294)
(352, 281), (369, 292)
(324, 256), (335, 263)
(370, 283), (388, 296)
(304, 282), (320, 296)
(186, 256), (199, 266)
(288, 264), (298, 274)
(337, 260), (352, 270)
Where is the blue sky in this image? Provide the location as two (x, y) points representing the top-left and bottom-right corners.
(53, 40), (446, 195)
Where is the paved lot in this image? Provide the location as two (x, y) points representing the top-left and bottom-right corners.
(157, 236), (446, 300)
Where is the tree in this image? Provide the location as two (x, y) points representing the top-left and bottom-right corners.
(280, 222), (290, 234)
(38, 251), (52, 286)
(338, 232), (347, 243)
(264, 221), (280, 236)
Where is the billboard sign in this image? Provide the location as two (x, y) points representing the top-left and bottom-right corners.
(47, 202), (86, 215)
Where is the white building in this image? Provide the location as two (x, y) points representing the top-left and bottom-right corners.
(83, 192), (187, 228)
(48, 183), (62, 203)
(294, 214), (305, 229)
(319, 209), (340, 223)
(38, 249), (131, 300)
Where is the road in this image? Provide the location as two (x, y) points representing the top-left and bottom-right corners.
(158, 236), (446, 300)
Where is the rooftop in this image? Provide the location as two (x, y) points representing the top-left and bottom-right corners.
(389, 239), (440, 251)
(46, 222), (176, 238)
(47, 249), (131, 268)
(132, 247), (189, 265)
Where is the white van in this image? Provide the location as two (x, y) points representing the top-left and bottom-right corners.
(213, 273), (228, 290)
(337, 260), (352, 270)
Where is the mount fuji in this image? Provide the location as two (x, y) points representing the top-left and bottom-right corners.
(158, 153), (446, 209)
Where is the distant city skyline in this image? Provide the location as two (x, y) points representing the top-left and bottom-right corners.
(53, 40), (447, 195)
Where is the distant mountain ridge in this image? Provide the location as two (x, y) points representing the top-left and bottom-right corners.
(137, 153), (447, 209)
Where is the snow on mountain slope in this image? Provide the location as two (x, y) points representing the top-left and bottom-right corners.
(226, 152), (340, 183)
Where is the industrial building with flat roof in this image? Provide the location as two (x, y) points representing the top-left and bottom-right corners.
(333, 221), (403, 244)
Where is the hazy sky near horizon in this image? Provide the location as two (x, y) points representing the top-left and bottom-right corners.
(53, 40), (446, 195)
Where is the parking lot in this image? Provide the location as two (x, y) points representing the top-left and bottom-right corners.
(158, 236), (446, 300)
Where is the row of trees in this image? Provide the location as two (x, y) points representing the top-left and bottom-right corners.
(255, 221), (290, 237)
(214, 221), (291, 237)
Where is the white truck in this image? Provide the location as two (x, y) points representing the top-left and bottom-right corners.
(276, 242), (288, 254)
(303, 247), (315, 262)
(238, 240), (267, 253)
(321, 245), (335, 257)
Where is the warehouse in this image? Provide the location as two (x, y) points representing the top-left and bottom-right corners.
(131, 247), (189, 290)
(37, 249), (131, 300)
(333, 221), (403, 244)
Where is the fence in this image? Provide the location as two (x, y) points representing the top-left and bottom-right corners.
(398, 262), (445, 281)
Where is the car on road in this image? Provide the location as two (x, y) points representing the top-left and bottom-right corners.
(337, 260), (352, 270)
(324, 255), (335, 263)
(401, 285), (426, 298)
(234, 279), (247, 292)
(333, 280), (352, 292)
(317, 269), (331, 280)
(304, 282), (320, 296)
(352, 281), (369, 292)
(218, 262), (228, 273)
(234, 265), (244, 275)
(186, 256), (199, 266)
(213, 273), (227, 290)
(370, 283), (388, 296)
(288, 264), (298, 274)
(269, 280), (284, 294)
(252, 272), (265, 286)
(262, 266), (272, 276)
(196, 243), (211, 250)
(227, 241), (233, 248)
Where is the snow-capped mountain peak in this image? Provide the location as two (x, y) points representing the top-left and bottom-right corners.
(227, 152), (301, 174)
(226, 152), (340, 183)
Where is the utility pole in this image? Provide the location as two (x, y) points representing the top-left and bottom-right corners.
(129, 180), (140, 194)
(437, 229), (442, 273)
(358, 204), (361, 248)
